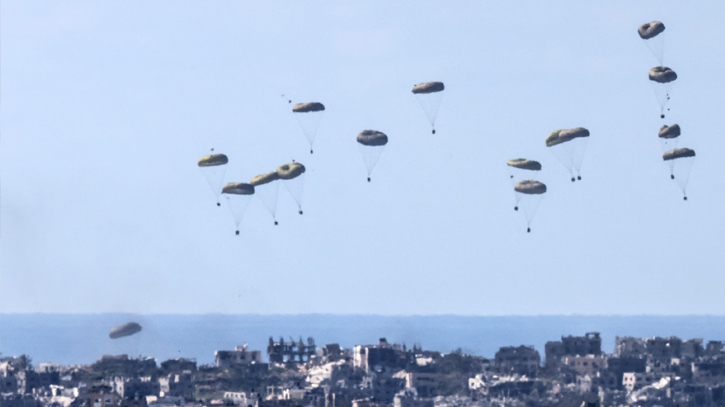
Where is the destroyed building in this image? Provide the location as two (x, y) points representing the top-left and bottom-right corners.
(159, 359), (197, 374)
(215, 344), (263, 368)
(545, 333), (601, 367)
(354, 339), (408, 374)
(158, 372), (195, 398)
(614, 337), (648, 358)
(494, 346), (539, 377)
(108, 376), (161, 399)
(646, 336), (682, 360)
(267, 337), (316, 364)
(5, 330), (725, 407)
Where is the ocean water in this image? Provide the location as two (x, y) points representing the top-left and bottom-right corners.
(1, 314), (724, 366)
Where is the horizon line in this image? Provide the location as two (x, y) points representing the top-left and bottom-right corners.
(2, 312), (725, 317)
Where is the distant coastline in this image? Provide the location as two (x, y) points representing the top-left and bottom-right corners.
(2, 314), (724, 365)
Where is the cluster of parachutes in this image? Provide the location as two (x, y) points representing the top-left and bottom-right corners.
(197, 82), (445, 235)
(199, 153), (307, 235)
(195, 23), (696, 237)
(639, 21), (697, 200)
(507, 127), (591, 233)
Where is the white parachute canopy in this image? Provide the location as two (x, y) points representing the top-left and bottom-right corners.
(412, 82), (444, 134)
(292, 102), (325, 154)
(198, 153), (229, 206)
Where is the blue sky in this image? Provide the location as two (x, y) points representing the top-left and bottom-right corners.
(1, 1), (724, 315)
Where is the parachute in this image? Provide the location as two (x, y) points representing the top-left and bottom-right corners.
(292, 102), (325, 154)
(412, 82), (444, 134)
(198, 153), (228, 206)
(649, 67), (677, 118)
(109, 322), (142, 339)
(507, 159), (542, 211)
(251, 172), (281, 225)
(357, 130), (389, 182)
(638, 21), (666, 65)
(277, 163), (306, 215)
(545, 128), (590, 181)
(513, 180), (547, 233)
(658, 124), (681, 151)
(222, 182), (255, 235)
(663, 148), (696, 200)
(507, 159), (542, 172)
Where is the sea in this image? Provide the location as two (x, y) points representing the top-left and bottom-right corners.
(1, 314), (724, 366)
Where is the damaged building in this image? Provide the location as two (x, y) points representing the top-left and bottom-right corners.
(267, 337), (316, 364)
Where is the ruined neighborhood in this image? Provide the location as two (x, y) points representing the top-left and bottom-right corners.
(2, 333), (725, 407)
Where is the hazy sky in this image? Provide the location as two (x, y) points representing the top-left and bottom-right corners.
(1, 1), (724, 315)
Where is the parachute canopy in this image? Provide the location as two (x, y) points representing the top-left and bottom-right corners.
(514, 180), (547, 195)
(638, 21), (665, 39)
(507, 159), (542, 171)
(222, 183), (255, 195)
(357, 130), (389, 147)
(251, 172), (280, 186)
(292, 102), (325, 113)
(659, 124), (681, 139)
(545, 127), (590, 147)
(412, 81), (444, 94)
(649, 67), (677, 84)
(663, 148), (696, 161)
(109, 322), (142, 339)
(277, 163), (306, 180)
(198, 154), (228, 167)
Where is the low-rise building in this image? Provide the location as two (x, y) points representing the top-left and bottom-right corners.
(159, 372), (195, 398)
(354, 339), (408, 374)
(1, 373), (18, 393)
(110, 376), (161, 399)
(160, 359), (197, 374)
(646, 337), (683, 360)
(306, 360), (351, 388)
(692, 360), (725, 385)
(215, 345), (262, 368)
(147, 395), (186, 407)
(317, 345), (344, 364)
(606, 357), (646, 390)
(223, 392), (259, 407)
(494, 346), (539, 377)
(562, 355), (607, 377)
(681, 339), (705, 359)
(706, 341), (724, 356)
(16, 370), (60, 394)
(623, 371), (675, 392)
(121, 395), (149, 407)
(479, 375), (544, 398)
(545, 333), (602, 367)
(393, 389), (433, 407)
(394, 371), (438, 398)
(360, 372), (405, 403)
(614, 337), (647, 358)
(74, 385), (120, 407)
